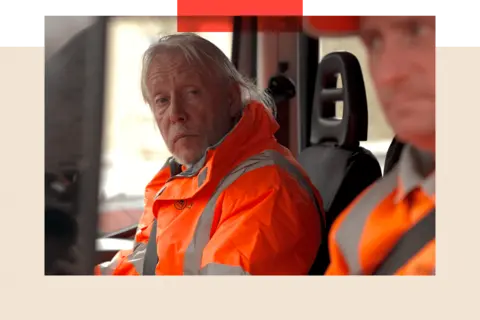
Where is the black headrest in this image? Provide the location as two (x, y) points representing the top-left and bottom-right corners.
(310, 51), (369, 148)
(299, 52), (382, 275)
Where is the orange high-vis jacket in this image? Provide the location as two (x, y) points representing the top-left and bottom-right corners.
(96, 102), (324, 275)
(326, 145), (435, 275)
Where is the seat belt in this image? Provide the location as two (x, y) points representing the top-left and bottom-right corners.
(373, 207), (435, 275)
(142, 219), (158, 275)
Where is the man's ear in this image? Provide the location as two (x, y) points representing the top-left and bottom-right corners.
(227, 83), (242, 117)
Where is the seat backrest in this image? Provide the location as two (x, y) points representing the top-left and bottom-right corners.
(297, 52), (382, 275)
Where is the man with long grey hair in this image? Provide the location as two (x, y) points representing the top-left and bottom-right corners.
(97, 33), (324, 275)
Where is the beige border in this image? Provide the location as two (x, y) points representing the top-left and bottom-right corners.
(436, 47), (477, 279)
(0, 46), (474, 318)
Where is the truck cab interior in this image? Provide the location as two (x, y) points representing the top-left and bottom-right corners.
(45, 16), (399, 275)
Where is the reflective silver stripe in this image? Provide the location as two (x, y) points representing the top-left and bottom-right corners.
(198, 167), (208, 187)
(335, 169), (398, 275)
(199, 263), (251, 275)
(127, 242), (148, 274)
(265, 150), (323, 216)
(98, 242), (147, 275)
(183, 149), (320, 275)
(395, 145), (435, 203)
(98, 256), (122, 275)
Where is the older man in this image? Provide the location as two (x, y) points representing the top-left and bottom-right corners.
(309, 16), (436, 275)
(96, 33), (323, 275)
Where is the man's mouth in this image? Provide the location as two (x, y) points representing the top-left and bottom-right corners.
(173, 134), (197, 144)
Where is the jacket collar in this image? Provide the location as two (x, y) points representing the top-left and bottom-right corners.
(149, 101), (279, 200)
(395, 144), (435, 204)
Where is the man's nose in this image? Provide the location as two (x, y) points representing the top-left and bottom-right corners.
(169, 97), (187, 123)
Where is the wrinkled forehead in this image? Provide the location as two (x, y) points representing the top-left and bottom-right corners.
(146, 49), (213, 85)
(149, 50), (197, 76)
(303, 8), (440, 37)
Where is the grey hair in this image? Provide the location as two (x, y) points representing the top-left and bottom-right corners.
(140, 32), (276, 115)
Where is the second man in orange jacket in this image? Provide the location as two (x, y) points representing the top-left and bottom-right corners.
(309, 16), (436, 275)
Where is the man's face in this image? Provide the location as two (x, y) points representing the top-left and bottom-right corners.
(359, 16), (436, 152)
(146, 51), (238, 166)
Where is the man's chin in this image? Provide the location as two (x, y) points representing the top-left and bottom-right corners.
(395, 130), (435, 153)
(172, 151), (204, 167)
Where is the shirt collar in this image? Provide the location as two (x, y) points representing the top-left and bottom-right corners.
(395, 144), (435, 203)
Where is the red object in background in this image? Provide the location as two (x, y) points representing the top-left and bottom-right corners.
(258, 16), (303, 32)
(303, 16), (360, 36)
(177, 0), (302, 16)
(177, 16), (234, 32)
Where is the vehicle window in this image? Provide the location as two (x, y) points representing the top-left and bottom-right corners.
(319, 36), (394, 169)
(99, 17), (233, 235)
